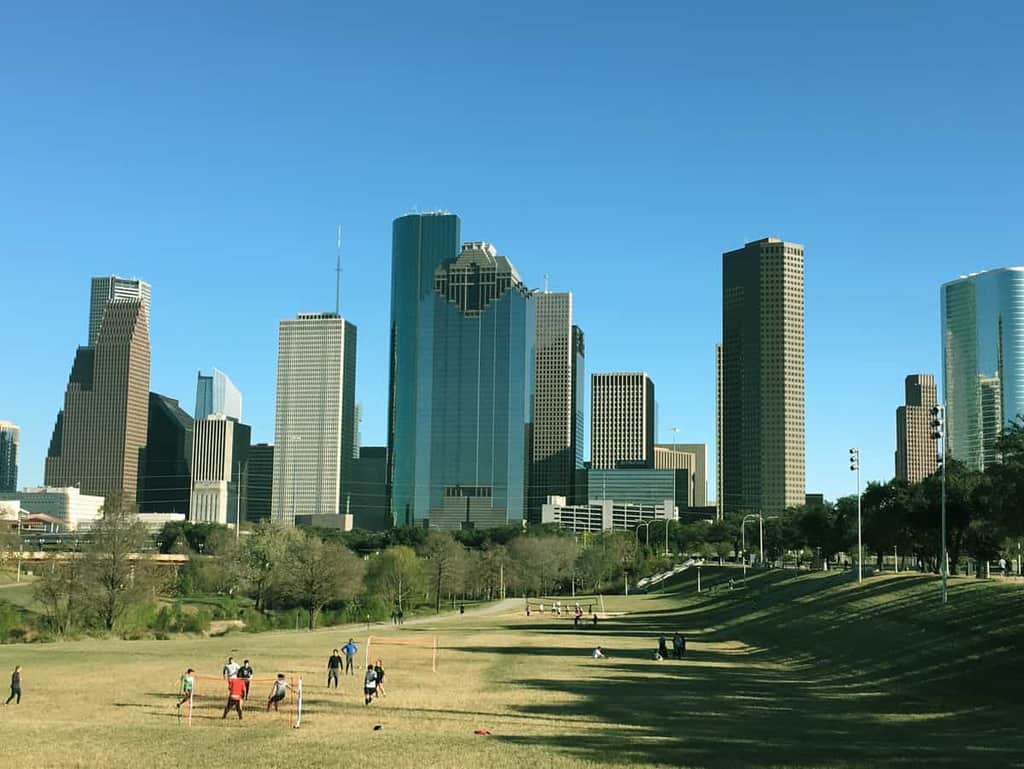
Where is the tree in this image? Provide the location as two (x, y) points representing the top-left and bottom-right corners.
(277, 534), (365, 629)
(508, 536), (577, 596)
(34, 559), (88, 634)
(419, 531), (468, 613)
(366, 545), (424, 612)
(241, 521), (301, 610)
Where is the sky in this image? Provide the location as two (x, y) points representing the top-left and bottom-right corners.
(1, 1), (1021, 502)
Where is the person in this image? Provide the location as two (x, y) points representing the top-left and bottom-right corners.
(391, 608), (399, 625)
(397, 609), (404, 625)
(373, 659), (386, 698)
(672, 632), (683, 660)
(327, 648), (344, 688)
(573, 610), (581, 628)
(658, 635), (669, 659)
(459, 604), (465, 615)
(237, 659), (254, 700)
(6, 666), (22, 705)
(363, 664), (378, 705)
(222, 675), (247, 719)
(1000, 558), (1007, 576)
(222, 656), (239, 679)
(176, 668), (195, 708)
(266, 674), (291, 712)
(526, 605), (531, 617)
(592, 646), (606, 659)
(342, 639), (358, 675)
(680, 633), (687, 658)
(592, 613), (598, 627)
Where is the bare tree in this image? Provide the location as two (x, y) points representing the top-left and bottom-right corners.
(277, 534), (365, 630)
(419, 530), (468, 613)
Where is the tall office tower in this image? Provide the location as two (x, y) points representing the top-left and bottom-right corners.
(591, 373), (655, 470)
(721, 237), (805, 515)
(245, 443), (274, 523)
(387, 212), (461, 526)
(527, 292), (585, 523)
(190, 414), (250, 525)
(420, 242), (536, 529)
(137, 393), (193, 514)
(89, 276), (151, 346)
(271, 313), (357, 524)
(942, 267), (1024, 470)
(194, 369), (242, 421)
(0, 421), (19, 493)
(895, 374), (939, 484)
(654, 443), (708, 507)
(349, 446), (389, 531)
(715, 343), (723, 518)
(45, 298), (151, 500)
(353, 402), (363, 458)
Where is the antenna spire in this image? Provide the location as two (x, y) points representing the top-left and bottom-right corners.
(335, 225), (342, 315)
(544, 273), (549, 293)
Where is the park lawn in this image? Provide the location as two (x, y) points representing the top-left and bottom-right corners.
(1, 569), (1023, 769)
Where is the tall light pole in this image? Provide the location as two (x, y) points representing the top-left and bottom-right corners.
(849, 448), (862, 583)
(930, 405), (948, 604)
(741, 514), (760, 576)
(669, 426), (680, 558)
(635, 521), (651, 548)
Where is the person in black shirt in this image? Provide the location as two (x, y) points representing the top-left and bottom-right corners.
(237, 659), (254, 700)
(373, 659), (386, 698)
(327, 649), (344, 688)
(5, 666), (21, 705)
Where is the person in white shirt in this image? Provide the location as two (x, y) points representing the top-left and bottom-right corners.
(592, 646), (606, 659)
(222, 657), (240, 679)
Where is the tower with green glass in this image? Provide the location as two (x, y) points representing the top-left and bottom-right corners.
(386, 212), (461, 526)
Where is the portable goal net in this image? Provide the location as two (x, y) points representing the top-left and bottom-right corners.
(365, 635), (438, 673)
(178, 674), (304, 728)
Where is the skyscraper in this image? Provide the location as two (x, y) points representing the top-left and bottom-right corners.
(244, 443), (274, 523)
(137, 393), (193, 515)
(527, 292), (585, 522)
(419, 242), (536, 529)
(0, 421), (19, 493)
(46, 296), (151, 500)
(271, 313), (357, 524)
(721, 237), (805, 515)
(387, 212), (461, 527)
(190, 414), (250, 526)
(715, 343), (723, 518)
(591, 373), (655, 470)
(942, 267), (1024, 470)
(89, 276), (151, 346)
(194, 369), (242, 421)
(895, 374), (939, 484)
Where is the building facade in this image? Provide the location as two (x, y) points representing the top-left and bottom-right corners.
(0, 486), (104, 529)
(190, 414), (250, 526)
(942, 267), (1024, 470)
(653, 445), (697, 507)
(527, 292), (585, 523)
(45, 296), (151, 501)
(348, 446), (389, 531)
(271, 313), (357, 524)
(245, 443), (274, 523)
(387, 212), (462, 527)
(420, 242), (535, 530)
(715, 343), (723, 518)
(0, 421), (19, 493)
(586, 467), (688, 510)
(541, 495), (675, 533)
(591, 373), (655, 470)
(721, 238), (805, 515)
(89, 276), (151, 346)
(137, 393), (193, 515)
(194, 369), (242, 421)
(896, 374), (939, 483)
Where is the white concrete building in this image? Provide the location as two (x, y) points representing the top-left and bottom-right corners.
(190, 414), (249, 525)
(541, 495), (676, 533)
(0, 486), (104, 530)
(272, 313), (357, 524)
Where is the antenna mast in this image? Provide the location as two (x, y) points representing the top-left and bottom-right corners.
(335, 225), (342, 315)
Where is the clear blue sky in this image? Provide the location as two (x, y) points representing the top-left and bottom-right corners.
(1, 1), (1021, 502)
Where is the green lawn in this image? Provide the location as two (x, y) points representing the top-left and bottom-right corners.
(1, 568), (1022, 769)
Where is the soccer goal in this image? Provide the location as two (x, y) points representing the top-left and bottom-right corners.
(178, 674), (304, 728)
(525, 595), (605, 614)
(365, 635), (438, 673)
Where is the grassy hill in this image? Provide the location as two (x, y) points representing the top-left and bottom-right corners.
(1, 568), (1021, 769)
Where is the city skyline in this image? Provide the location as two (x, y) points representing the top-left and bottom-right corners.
(3, 4), (1021, 505)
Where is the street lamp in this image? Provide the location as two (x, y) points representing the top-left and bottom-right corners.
(850, 448), (862, 583)
(741, 514), (759, 576)
(669, 426), (679, 558)
(930, 405), (948, 604)
(635, 521), (651, 548)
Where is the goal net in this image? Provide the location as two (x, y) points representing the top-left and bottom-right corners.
(365, 635), (438, 673)
(525, 595), (605, 615)
(178, 674), (304, 728)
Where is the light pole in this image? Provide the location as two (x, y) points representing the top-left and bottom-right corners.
(741, 514), (759, 577)
(635, 521), (651, 548)
(930, 405), (948, 603)
(849, 448), (862, 583)
(669, 426), (679, 558)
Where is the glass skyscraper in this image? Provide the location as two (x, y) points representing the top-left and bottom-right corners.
(195, 368), (242, 421)
(387, 212), (461, 526)
(942, 267), (1024, 470)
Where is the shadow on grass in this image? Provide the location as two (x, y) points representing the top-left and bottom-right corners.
(490, 571), (1024, 768)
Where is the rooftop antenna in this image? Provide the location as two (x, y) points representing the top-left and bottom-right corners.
(335, 225), (342, 315)
(544, 273), (549, 293)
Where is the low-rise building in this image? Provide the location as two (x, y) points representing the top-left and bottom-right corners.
(541, 495), (676, 533)
(0, 486), (104, 530)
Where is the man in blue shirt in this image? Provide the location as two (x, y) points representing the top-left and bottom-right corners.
(342, 639), (358, 676)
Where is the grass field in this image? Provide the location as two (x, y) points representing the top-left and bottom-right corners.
(2, 567), (1023, 769)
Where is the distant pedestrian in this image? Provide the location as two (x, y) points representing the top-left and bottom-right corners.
(373, 659), (386, 698)
(176, 668), (195, 709)
(592, 614), (598, 627)
(222, 656), (239, 679)
(342, 639), (358, 675)
(327, 649), (344, 688)
(266, 674), (292, 712)
(658, 635), (669, 659)
(5, 666), (21, 705)
(363, 665), (378, 705)
(672, 632), (683, 660)
(573, 611), (581, 628)
(238, 659), (254, 699)
(391, 608), (399, 625)
(459, 604), (465, 615)
(222, 676), (246, 719)
(680, 634), (687, 658)
(397, 609), (405, 625)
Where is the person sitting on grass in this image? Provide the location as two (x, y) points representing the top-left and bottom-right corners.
(363, 665), (378, 705)
(175, 668), (195, 708)
(373, 659), (386, 698)
(222, 675), (247, 719)
(592, 646), (606, 659)
(266, 674), (292, 712)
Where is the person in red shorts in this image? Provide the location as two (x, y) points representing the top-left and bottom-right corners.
(222, 675), (247, 719)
